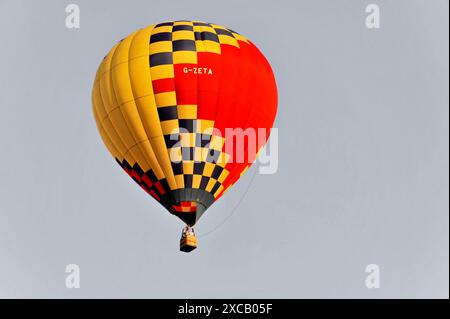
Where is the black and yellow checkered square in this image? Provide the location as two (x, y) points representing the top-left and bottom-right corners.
(167, 119), (230, 195)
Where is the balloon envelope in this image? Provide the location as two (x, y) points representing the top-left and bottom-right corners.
(92, 21), (277, 226)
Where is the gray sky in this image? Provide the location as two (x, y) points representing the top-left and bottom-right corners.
(0, 0), (448, 298)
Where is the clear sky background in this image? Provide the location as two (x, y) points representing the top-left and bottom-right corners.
(0, 0), (448, 298)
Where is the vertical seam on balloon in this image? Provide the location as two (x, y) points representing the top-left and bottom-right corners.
(132, 26), (172, 190)
(198, 22), (210, 184)
(127, 26), (168, 183)
(126, 27), (168, 183)
(164, 22), (181, 190)
(110, 33), (153, 172)
(126, 35), (169, 179)
(148, 24), (179, 191)
(202, 24), (224, 200)
(198, 24), (221, 191)
(221, 42), (264, 197)
(108, 73), (149, 171)
(194, 25), (203, 190)
(92, 83), (117, 156)
(170, 22), (184, 190)
(217, 41), (251, 197)
(100, 46), (140, 165)
(93, 102), (122, 158)
(94, 102), (126, 160)
(96, 51), (133, 164)
(240, 44), (269, 168)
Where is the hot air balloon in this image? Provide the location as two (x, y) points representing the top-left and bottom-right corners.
(92, 20), (277, 252)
